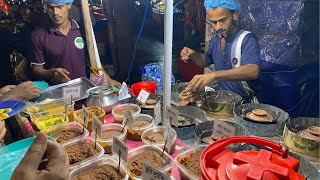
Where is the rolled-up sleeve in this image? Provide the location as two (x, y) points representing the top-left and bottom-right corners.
(31, 31), (46, 65)
(240, 33), (260, 65)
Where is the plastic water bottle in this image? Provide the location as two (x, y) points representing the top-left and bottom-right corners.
(155, 74), (163, 94)
(150, 72), (157, 83)
(141, 67), (149, 81)
(171, 73), (176, 85)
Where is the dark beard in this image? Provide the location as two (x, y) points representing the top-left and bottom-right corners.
(216, 20), (238, 39)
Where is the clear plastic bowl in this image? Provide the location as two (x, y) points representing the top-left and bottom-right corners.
(91, 123), (127, 154)
(69, 156), (129, 180)
(175, 145), (207, 180)
(126, 114), (154, 141)
(112, 104), (141, 124)
(27, 98), (75, 122)
(44, 122), (89, 145)
(63, 137), (105, 170)
(73, 106), (106, 132)
(125, 145), (174, 180)
(34, 112), (69, 131)
(141, 126), (177, 154)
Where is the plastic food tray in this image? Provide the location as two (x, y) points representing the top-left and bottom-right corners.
(63, 137), (104, 170)
(44, 122), (89, 145)
(33, 77), (95, 102)
(91, 123), (127, 154)
(34, 112), (69, 131)
(112, 104), (141, 124)
(69, 156), (129, 180)
(126, 114), (154, 141)
(175, 145), (207, 180)
(27, 98), (75, 123)
(141, 126), (177, 154)
(125, 145), (174, 180)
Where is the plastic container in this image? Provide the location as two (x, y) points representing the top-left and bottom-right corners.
(141, 126), (177, 154)
(141, 66), (149, 82)
(27, 98), (75, 122)
(32, 81), (48, 90)
(126, 114), (154, 141)
(44, 122), (89, 145)
(112, 104), (141, 124)
(200, 136), (306, 180)
(69, 156), (129, 180)
(74, 106), (106, 132)
(35, 112), (69, 131)
(0, 136), (54, 179)
(63, 137), (104, 170)
(171, 73), (175, 85)
(125, 145), (174, 180)
(175, 145), (207, 180)
(91, 123), (127, 154)
(155, 74), (163, 91)
(131, 82), (157, 96)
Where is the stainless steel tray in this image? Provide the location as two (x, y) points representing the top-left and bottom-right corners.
(33, 78), (95, 102)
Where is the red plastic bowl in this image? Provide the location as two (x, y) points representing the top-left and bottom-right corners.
(131, 82), (157, 96)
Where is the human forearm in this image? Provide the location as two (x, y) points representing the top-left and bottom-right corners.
(0, 81), (40, 101)
(213, 64), (259, 81)
(187, 64), (259, 92)
(31, 66), (55, 81)
(0, 91), (19, 101)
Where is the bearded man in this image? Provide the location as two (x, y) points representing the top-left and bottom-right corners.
(180, 0), (260, 102)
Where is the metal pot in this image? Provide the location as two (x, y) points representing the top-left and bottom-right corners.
(174, 105), (207, 123)
(195, 120), (250, 144)
(85, 86), (119, 113)
(172, 113), (197, 140)
(173, 81), (188, 93)
(198, 89), (242, 118)
(283, 117), (320, 162)
(234, 103), (288, 137)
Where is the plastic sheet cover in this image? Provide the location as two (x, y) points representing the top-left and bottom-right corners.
(239, 0), (319, 66)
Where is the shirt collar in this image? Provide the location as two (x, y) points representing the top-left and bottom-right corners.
(48, 18), (79, 34)
(225, 27), (241, 43)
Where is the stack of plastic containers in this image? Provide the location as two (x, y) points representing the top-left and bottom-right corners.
(141, 62), (175, 94)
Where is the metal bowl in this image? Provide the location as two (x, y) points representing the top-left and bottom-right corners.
(174, 105), (207, 123)
(195, 120), (250, 144)
(197, 90), (242, 118)
(172, 82), (188, 93)
(242, 107), (278, 123)
(234, 103), (288, 137)
(283, 117), (320, 162)
(172, 113), (197, 140)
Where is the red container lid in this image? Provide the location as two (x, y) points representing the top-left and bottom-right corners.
(131, 82), (157, 96)
(131, 82), (157, 91)
(200, 136), (305, 180)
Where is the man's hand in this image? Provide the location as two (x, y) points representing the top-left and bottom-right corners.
(11, 133), (69, 180)
(108, 78), (122, 87)
(188, 73), (216, 92)
(53, 68), (71, 83)
(0, 122), (6, 142)
(0, 85), (16, 95)
(180, 47), (195, 61)
(103, 71), (121, 87)
(4, 81), (40, 101)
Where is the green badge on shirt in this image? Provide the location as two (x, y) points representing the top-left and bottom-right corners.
(74, 37), (84, 49)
